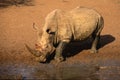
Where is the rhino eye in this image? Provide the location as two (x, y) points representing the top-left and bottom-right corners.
(46, 29), (50, 33)
(46, 29), (55, 35)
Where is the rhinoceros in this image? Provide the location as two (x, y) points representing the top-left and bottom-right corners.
(26, 7), (104, 63)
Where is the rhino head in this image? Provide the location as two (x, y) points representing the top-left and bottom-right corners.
(26, 22), (57, 62)
(26, 10), (61, 62)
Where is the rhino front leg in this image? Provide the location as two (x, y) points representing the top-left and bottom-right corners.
(54, 41), (68, 62)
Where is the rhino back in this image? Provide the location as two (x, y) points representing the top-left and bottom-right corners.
(69, 7), (100, 40)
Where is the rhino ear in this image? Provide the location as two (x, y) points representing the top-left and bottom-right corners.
(33, 23), (42, 38)
(45, 10), (60, 35)
(33, 23), (39, 31)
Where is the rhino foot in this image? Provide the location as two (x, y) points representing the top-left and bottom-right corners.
(54, 57), (64, 63)
(90, 49), (98, 53)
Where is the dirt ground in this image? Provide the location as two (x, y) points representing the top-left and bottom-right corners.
(0, 0), (120, 80)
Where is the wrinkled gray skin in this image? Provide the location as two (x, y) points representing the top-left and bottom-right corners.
(26, 7), (104, 63)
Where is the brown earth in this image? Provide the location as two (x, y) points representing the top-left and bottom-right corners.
(0, 0), (120, 80)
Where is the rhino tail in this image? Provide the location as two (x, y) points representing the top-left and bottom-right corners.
(96, 16), (104, 36)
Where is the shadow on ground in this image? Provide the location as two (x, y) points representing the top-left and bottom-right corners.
(46, 34), (115, 63)
(63, 34), (115, 58)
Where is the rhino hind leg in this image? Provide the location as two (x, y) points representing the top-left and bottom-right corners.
(91, 16), (104, 53)
(90, 33), (100, 53)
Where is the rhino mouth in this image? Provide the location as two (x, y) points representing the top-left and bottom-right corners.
(35, 55), (47, 63)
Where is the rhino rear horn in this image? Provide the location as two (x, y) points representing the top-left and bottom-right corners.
(25, 44), (41, 57)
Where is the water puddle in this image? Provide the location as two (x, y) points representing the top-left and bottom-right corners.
(0, 61), (120, 80)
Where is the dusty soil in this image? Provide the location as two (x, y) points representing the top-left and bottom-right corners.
(0, 0), (120, 79)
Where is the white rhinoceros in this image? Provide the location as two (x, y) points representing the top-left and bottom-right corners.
(26, 7), (104, 63)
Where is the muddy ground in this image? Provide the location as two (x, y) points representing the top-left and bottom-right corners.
(0, 0), (120, 80)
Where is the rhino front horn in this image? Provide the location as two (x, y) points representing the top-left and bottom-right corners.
(25, 44), (41, 57)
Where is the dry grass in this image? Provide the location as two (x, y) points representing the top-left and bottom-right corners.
(0, 0), (34, 7)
